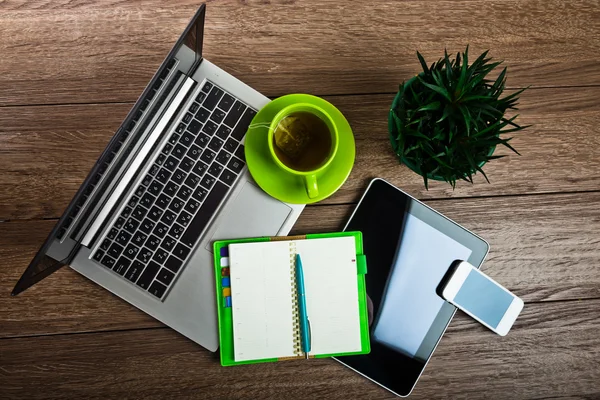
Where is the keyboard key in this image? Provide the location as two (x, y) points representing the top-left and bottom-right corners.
(235, 145), (245, 161)
(140, 218), (156, 234)
(161, 236), (177, 251)
(149, 164), (159, 176)
(200, 149), (216, 164)
(154, 222), (169, 238)
(108, 242), (123, 258)
(148, 206), (164, 221)
(176, 211), (193, 227)
(162, 143), (173, 155)
(171, 169), (186, 185)
(169, 223), (185, 239)
(169, 198), (185, 213)
(195, 107), (211, 123)
(131, 231), (148, 246)
(173, 243), (191, 260)
(165, 255), (183, 273)
(161, 210), (177, 226)
(181, 182), (228, 247)
(132, 204), (147, 221)
(101, 255), (116, 269)
(177, 185), (193, 201)
(125, 261), (144, 282)
(136, 261), (161, 289)
(142, 174), (153, 186)
(216, 125), (232, 140)
(128, 196), (139, 209)
(202, 120), (218, 136)
(187, 145), (202, 160)
(228, 157), (245, 173)
(155, 193), (171, 209)
(175, 122), (186, 134)
(140, 192), (155, 208)
(220, 169), (237, 186)
(136, 247), (153, 264)
(101, 239), (111, 251)
(216, 150), (232, 165)
(108, 228), (119, 240)
(163, 182), (178, 198)
(200, 174), (216, 189)
(156, 268), (175, 286)
(145, 234), (161, 249)
(208, 137), (224, 152)
(93, 250), (104, 262)
(124, 243), (139, 259)
(184, 173), (201, 188)
(210, 109), (226, 124)
(116, 230), (132, 246)
(113, 257), (130, 276)
(209, 163), (224, 177)
(197, 91), (207, 102)
(231, 109), (256, 140)
(168, 132), (179, 145)
(192, 186), (208, 202)
(223, 101), (246, 128)
(181, 131), (196, 148)
(185, 199), (201, 214)
(153, 248), (169, 264)
(179, 157), (194, 173)
(195, 133), (210, 148)
(135, 185), (145, 198)
(224, 137), (238, 152)
(148, 180), (164, 196)
(189, 102), (200, 114)
(203, 87), (224, 110)
(187, 120), (202, 136)
(164, 156), (179, 171)
(156, 153), (166, 166)
(201, 82), (213, 93)
(218, 93), (235, 112)
(149, 281), (167, 298)
(115, 217), (125, 229)
(172, 144), (187, 159)
(183, 112), (193, 124)
(192, 161), (208, 177)
(156, 168), (171, 184)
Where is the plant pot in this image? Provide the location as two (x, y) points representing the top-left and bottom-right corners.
(388, 76), (496, 182)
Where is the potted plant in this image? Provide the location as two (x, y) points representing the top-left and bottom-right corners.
(389, 46), (528, 189)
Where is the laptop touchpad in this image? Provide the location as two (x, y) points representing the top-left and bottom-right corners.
(206, 181), (292, 251)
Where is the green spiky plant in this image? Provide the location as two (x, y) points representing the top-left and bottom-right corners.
(389, 46), (529, 189)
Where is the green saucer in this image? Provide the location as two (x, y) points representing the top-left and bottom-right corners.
(245, 94), (355, 204)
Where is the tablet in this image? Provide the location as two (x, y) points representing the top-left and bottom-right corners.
(335, 178), (489, 397)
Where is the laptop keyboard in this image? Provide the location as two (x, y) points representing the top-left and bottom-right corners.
(92, 81), (256, 300)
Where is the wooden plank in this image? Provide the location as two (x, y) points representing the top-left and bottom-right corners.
(2, 191), (599, 338)
(1, 1), (599, 106)
(1, 87), (599, 220)
(1, 299), (599, 399)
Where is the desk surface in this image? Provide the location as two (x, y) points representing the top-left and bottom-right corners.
(1, 2), (599, 399)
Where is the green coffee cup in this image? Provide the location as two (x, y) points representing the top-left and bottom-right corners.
(268, 103), (339, 199)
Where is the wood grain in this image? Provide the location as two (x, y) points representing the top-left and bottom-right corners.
(1, 86), (599, 220)
(2, 191), (599, 338)
(1, 299), (599, 400)
(1, 0), (599, 106)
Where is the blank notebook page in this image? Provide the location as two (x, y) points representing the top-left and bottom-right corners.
(229, 237), (361, 362)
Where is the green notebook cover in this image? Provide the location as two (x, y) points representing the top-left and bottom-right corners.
(213, 231), (370, 367)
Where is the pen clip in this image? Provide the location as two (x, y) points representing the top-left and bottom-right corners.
(306, 318), (312, 359)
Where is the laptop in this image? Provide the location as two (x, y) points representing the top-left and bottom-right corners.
(12, 4), (304, 352)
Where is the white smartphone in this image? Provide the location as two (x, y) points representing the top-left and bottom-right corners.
(440, 261), (524, 336)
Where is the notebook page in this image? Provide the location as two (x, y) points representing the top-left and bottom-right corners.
(229, 241), (296, 362)
(295, 237), (362, 355)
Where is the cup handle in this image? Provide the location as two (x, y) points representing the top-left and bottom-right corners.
(305, 174), (319, 199)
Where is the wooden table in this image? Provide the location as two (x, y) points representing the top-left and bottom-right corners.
(1, 1), (599, 399)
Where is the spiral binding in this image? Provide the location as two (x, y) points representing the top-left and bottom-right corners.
(290, 241), (302, 356)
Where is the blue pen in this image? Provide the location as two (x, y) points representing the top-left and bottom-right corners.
(295, 253), (311, 359)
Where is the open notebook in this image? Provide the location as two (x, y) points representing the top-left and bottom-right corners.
(214, 232), (370, 366)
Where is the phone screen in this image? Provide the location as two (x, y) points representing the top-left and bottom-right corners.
(454, 269), (514, 328)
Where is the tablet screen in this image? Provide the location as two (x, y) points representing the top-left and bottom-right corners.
(336, 179), (488, 396)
